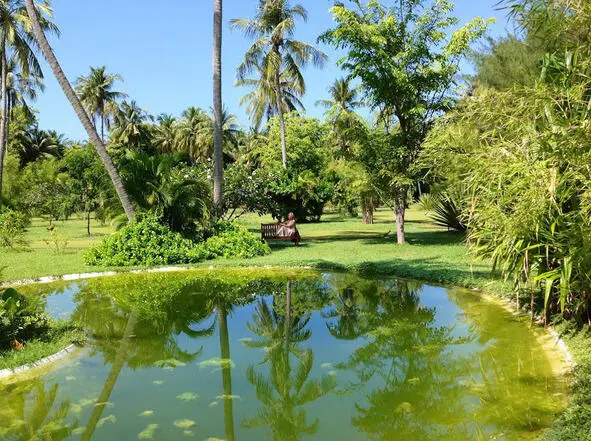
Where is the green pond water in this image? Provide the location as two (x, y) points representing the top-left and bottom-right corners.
(0, 270), (569, 441)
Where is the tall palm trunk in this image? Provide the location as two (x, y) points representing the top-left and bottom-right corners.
(275, 69), (288, 169)
(0, 45), (7, 208)
(24, 0), (135, 221)
(212, 0), (224, 215)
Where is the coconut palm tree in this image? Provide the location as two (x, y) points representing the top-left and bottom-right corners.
(24, 0), (135, 220)
(212, 0), (223, 215)
(231, 0), (327, 168)
(75, 66), (127, 142)
(176, 107), (210, 161)
(6, 55), (44, 120)
(109, 100), (151, 149)
(316, 77), (360, 120)
(236, 61), (305, 131)
(13, 126), (65, 167)
(0, 0), (57, 208)
(153, 113), (178, 153)
(200, 106), (240, 158)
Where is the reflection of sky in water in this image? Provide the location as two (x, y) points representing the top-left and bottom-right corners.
(44, 283), (82, 320)
(0, 273), (568, 441)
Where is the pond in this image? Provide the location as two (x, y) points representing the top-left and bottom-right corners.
(0, 270), (569, 441)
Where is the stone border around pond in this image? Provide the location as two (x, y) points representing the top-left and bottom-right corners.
(0, 265), (315, 289)
(0, 344), (78, 380)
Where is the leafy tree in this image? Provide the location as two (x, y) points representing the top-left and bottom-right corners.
(231, 0), (327, 168)
(22, 158), (76, 224)
(320, 0), (490, 243)
(0, 0), (57, 209)
(24, 0), (135, 220)
(75, 66), (127, 142)
(60, 145), (114, 235)
(470, 35), (545, 90)
(257, 113), (333, 220)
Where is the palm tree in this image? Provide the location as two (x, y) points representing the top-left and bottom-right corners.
(109, 100), (151, 149)
(212, 0), (224, 215)
(6, 55), (45, 120)
(231, 0), (327, 168)
(236, 61), (305, 131)
(153, 113), (178, 153)
(200, 106), (240, 157)
(176, 107), (210, 161)
(316, 77), (360, 120)
(24, 0), (135, 220)
(14, 127), (64, 167)
(75, 66), (127, 142)
(0, 0), (56, 208)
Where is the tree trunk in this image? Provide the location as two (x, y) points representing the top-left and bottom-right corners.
(87, 209), (91, 236)
(394, 188), (407, 244)
(212, 0), (224, 216)
(24, 0), (135, 222)
(0, 46), (7, 209)
(361, 196), (374, 225)
(275, 71), (288, 169)
(217, 302), (235, 441)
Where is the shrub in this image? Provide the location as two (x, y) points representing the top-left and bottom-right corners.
(418, 194), (436, 213)
(428, 193), (467, 232)
(84, 215), (271, 267)
(83, 213), (203, 267)
(200, 221), (271, 259)
(0, 209), (30, 248)
(0, 288), (49, 349)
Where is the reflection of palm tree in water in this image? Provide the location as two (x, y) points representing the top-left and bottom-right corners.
(340, 280), (471, 441)
(243, 281), (336, 441)
(0, 380), (77, 441)
(72, 282), (217, 441)
(217, 299), (235, 441)
(81, 310), (137, 441)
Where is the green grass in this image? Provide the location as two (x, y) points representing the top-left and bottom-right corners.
(540, 322), (591, 441)
(0, 216), (118, 282)
(1, 207), (502, 292)
(0, 322), (85, 371)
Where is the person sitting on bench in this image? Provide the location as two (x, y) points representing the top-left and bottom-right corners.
(277, 212), (297, 238)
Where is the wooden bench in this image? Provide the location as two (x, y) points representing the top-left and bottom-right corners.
(261, 223), (301, 247)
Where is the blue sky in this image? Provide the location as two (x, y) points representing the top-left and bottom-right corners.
(34, 0), (515, 141)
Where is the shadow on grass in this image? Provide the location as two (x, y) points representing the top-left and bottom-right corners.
(305, 256), (492, 288)
(268, 230), (466, 247)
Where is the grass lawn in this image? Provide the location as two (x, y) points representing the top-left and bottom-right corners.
(0, 322), (85, 371)
(1, 207), (499, 290)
